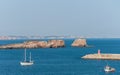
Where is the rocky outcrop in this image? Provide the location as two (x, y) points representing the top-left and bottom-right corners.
(71, 38), (87, 47)
(0, 40), (65, 49)
(24, 41), (48, 48)
(47, 40), (65, 48)
(0, 43), (24, 49)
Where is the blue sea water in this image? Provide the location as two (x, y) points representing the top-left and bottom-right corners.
(0, 39), (120, 75)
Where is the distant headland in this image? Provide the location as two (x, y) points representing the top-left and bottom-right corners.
(0, 36), (84, 40)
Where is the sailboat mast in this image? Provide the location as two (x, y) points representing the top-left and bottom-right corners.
(24, 48), (26, 61)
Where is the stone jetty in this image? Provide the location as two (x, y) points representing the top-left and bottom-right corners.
(82, 54), (120, 60)
(82, 50), (120, 60)
(71, 38), (87, 47)
(0, 40), (65, 49)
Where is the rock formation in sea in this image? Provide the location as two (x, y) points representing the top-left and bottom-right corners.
(71, 38), (87, 47)
(0, 40), (65, 49)
(47, 40), (65, 48)
(24, 41), (48, 48)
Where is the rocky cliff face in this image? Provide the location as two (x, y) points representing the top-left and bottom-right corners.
(47, 40), (65, 48)
(71, 39), (87, 47)
(0, 40), (65, 49)
(24, 41), (48, 48)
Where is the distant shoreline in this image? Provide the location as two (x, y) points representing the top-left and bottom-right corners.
(0, 36), (120, 40)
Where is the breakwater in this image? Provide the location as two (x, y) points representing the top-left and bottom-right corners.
(82, 53), (120, 60)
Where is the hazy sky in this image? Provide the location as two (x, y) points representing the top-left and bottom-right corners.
(0, 0), (120, 38)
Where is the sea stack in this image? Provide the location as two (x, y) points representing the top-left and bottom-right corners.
(71, 38), (87, 47)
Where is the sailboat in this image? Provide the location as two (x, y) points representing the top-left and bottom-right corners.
(20, 48), (34, 66)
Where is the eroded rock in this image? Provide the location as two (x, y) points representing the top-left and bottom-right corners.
(71, 38), (87, 47)
(0, 40), (65, 49)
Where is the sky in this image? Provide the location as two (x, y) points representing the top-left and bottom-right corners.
(0, 0), (120, 38)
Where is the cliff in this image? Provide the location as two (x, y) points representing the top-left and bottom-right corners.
(71, 38), (87, 47)
(0, 40), (65, 49)
(47, 40), (65, 48)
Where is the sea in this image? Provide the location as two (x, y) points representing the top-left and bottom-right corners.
(0, 38), (120, 75)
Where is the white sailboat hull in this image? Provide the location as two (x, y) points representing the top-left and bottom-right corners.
(20, 61), (33, 66)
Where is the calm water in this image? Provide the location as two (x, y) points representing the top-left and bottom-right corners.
(0, 39), (120, 75)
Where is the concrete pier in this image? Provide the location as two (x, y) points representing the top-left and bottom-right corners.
(82, 53), (120, 60)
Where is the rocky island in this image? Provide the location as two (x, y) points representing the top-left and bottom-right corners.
(71, 38), (87, 47)
(0, 40), (65, 49)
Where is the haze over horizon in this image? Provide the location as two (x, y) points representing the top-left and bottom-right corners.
(0, 0), (120, 38)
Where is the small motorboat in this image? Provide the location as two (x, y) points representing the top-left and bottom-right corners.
(104, 65), (115, 72)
